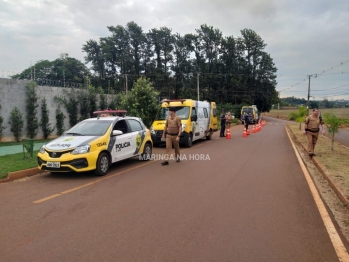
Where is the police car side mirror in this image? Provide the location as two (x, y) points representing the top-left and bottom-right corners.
(112, 130), (123, 136)
(191, 115), (198, 121)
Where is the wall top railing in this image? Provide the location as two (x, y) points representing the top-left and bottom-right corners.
(0, 70), (19, 79)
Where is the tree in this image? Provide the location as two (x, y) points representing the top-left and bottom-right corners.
(54, 88), (79, 127)
(12, 54), (90, 85)
(9, 107), (24, 142)
(0, 89), (6, 141)
(55, 107), (66, 136)
(120, 77), (159, 127)
(40, 98), (55, 139)
(323, 113), (343, 150)
(98, 87), (108, 110)
(289, 106), (308, 129)
(25, 81), (39, 138)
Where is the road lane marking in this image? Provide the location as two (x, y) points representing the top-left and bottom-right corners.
(286, 126), (349, 261)
(33, 143), (204, 204)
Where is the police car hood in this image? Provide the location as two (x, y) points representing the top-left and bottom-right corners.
(45, 135), (98, 151)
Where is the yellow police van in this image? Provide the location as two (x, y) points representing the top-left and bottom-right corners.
(240, 105), (259, 124)
(150, 99), (218, 147)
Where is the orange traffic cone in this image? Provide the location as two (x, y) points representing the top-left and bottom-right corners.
(247, 128), (250, 135)
(226, 128), (231, 139)
(252, 125), (255, 133)
(242, 128), (247, 138)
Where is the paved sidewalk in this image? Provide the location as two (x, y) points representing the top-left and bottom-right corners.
(0, 143), (46, 156)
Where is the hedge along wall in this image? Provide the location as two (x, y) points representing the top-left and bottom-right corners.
(0, 78), (116, 142)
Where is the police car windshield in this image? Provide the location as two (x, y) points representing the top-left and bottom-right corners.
(155, 106), (190, 120)
(65, 121), (112, 136)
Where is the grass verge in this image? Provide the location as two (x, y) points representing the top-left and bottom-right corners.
(288, 123), (349, 196)
(0, 151), (40, 180)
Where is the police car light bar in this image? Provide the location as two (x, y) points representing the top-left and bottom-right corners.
(93, 110), (127, 117)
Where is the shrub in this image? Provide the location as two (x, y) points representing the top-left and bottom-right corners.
(40, 98), (55, 139)
(25, 81), (39, 138)
(9, 106), (24, 142)
(323, 113), (343, 150)
(54, 88), (79, 127)
(0, 100), (6, 141)
(55, 107), (66, 136)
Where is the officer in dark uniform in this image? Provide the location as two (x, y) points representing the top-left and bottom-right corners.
(220, 111), (226, 137)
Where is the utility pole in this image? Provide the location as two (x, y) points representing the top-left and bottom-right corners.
(307, 74), (313, 110)
(197, 72), (200, 101)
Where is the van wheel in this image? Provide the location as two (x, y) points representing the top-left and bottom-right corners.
(94, 152), (109, 176)
(141, 142), (152, 161)
(185, 134), (193, 147)
(206, 131), (212, 140)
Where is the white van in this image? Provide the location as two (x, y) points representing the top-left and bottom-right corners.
(150, 99), (218, 147)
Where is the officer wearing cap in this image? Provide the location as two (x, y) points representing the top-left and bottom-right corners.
(303, 108), (325, 156)
(161, 107), (182, 165)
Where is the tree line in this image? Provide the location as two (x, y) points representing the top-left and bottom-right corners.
(13, 22), (279, 112)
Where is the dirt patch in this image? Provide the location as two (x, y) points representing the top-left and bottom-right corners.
(287, 124), (349, 245)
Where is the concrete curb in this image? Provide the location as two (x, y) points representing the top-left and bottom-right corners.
(287, 125), (349, 210)
(0, 168), (47, 184)
(312, 157), (349, 209)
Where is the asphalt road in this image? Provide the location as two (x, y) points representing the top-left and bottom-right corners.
(0, 119), (346, 262)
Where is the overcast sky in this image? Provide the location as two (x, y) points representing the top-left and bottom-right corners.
(1, 0), (348, 100)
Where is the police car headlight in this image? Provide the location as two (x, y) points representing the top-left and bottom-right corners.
(39, 145), (45, 154)
(71, 145), (90, 155)
(182, 124), (186, 130)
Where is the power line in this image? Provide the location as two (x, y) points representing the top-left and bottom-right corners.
(277, 59), (349, 93)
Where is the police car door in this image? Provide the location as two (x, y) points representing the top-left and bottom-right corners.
(126, 119), (144, 155)
(111, 119), (134, 162)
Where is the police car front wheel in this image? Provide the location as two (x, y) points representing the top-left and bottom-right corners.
(95, 152), (110, 176)
(141, 143), (152, 161)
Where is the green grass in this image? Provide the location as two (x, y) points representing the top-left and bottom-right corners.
(0, 139), (53, 180)
(264, 108), (349, 127)
(0, 151), (40, 179)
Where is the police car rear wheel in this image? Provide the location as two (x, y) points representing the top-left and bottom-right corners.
(141, 142), (152, 161)
(95, 152), (110, 176)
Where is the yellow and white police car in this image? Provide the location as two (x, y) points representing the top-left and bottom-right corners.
(37, 111), (153, 176)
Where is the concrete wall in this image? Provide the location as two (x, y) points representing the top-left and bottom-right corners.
(0, 78), (115, 142)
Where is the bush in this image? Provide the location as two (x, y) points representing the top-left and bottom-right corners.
(40, 98), (55, 139)
(54, 88), (79, 128)
(0, 102), (6, 141)
(9, 106), (24, 142)
(25, 81), (39, 138)
(55, 107), (66, 136)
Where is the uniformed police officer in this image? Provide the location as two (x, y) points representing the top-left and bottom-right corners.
(225, 112), (232, 133)
(220, 110), (226, 137)
(303, 108), (325, 156)
(161, 107), (182, 165)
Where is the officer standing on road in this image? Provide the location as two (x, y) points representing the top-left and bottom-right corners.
(220, 110), (226, 137)
(242, 112), (249, 132)
(225, 112), (232, 133)
(161, 108), (182, 165)
(303, 108), (325, 157)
